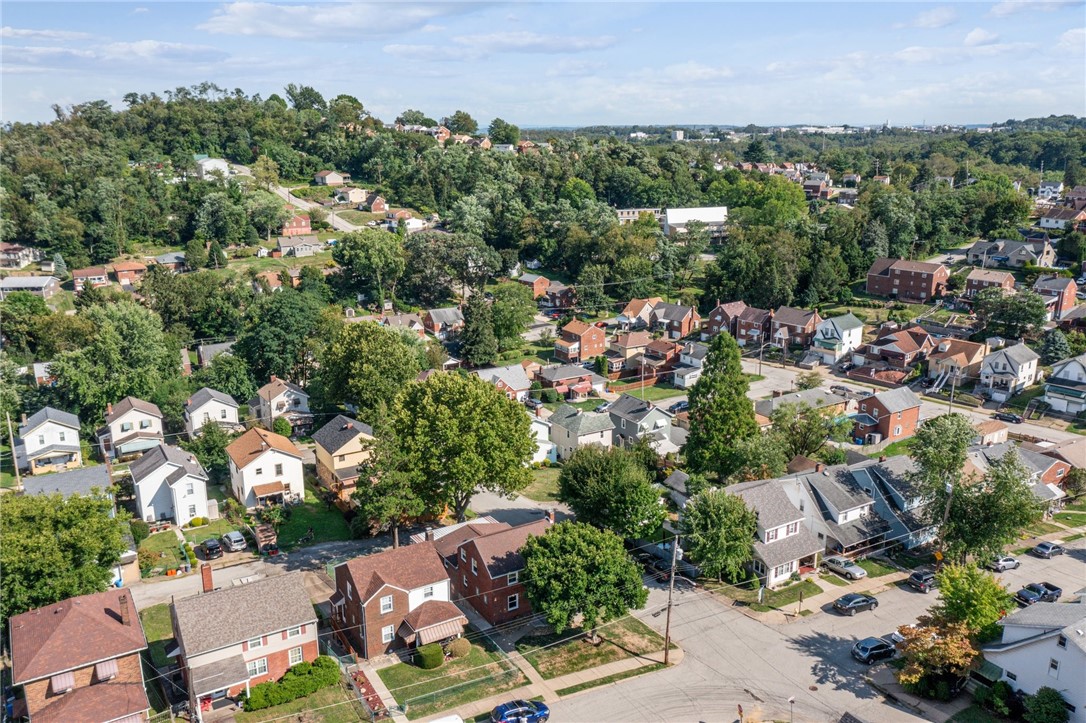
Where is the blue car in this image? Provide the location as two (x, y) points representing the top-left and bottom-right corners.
(490, 699), (550, 723)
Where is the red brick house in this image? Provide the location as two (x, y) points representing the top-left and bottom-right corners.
(9, 588), (150, 723)
(362, 192), (388, 214)
(650, 302), (701, 339)
(280, 214), (312, 237)
(852, 388), (921, 445)
(866, 258), (949, 301)
(964, 268), (1015, 298)
(449, 519), (551, 626)
(855, 324), (935, 367)
(518, 273), (550, 299)
(112, 260), (148, 285)
(331, 543), (466, 660)
(736, 307), (773, 347)
(702, 300), (747, 339)
(1032, 275), (1078, 320)
(172, 570), (318, 710)
(555, 319), (607, 363)
(771, 306), (822, 348)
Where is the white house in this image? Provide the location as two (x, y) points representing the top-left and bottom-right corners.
(662, 206), (728, 238)
(529, 416), (557, 465)
(96, 396), (165, 460)
(982, 601), (1086, 723)
(980, 343), (1041, 401)
(548, 405), (614, 461)
(1043, 352), (1086, 415)
(225, 427), (304, 509)
(1035, 180), (1064, 201)
(183, 387), (240, 439)
(195, 157), (231, 181)
(728, 478), (823, 588)
(672, 341), (708, 389)
(812, 313), (865, 364)
(16, 406), (82, 475)
(249, 376), (313, 434)
(130, 444), (209, 526)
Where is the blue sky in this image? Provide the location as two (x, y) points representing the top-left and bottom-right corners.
(2, 1), (1084, 126)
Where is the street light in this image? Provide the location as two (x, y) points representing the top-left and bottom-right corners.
(788, 696), (795, 723)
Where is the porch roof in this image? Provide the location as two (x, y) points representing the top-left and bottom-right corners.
(190, 655), (250, 697)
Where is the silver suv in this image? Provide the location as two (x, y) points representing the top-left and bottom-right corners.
(222, 530), (247, 552)
(822, 555), (868, 581)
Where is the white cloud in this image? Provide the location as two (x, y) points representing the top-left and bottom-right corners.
(1057, 27), (1086, 52)
(964, 28), (1000, 46)
(989, 0), (1081, 17)
(545, 59), (605, 78)
(1, 26), (91, 40)
(101, 40), (229, 63)
(131, 7), (149, 14)
(381, 44), (480, 62)
(661, 61), (733, 82)
(894, 41), (1032, 63)
(452, 31), (616, 54)
(199, 2), (475, 39)
(898, 6), (958, 28)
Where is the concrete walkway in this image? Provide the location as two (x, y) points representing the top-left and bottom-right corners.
(732, 568), (911, 625)
(865, 664), (972, 723)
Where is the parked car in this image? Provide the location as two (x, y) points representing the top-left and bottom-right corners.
(667, 400), (690, 414)
(595, 402), (612, 413)
(490, 700), (550, 723)
(838, 362), (855, 372)
(201, 538), (223, 560)
(1031, 541), (1065, 559)
(851, 637), (896, 664)
(906, 570), (937, 594)
(221, 530), (247, 552)
(988, 556), (1020, 572)
(993, 412), (1023, 424)
(1015, 582), (1063, 606)
(823, 555), (868, 581)
(834, 593), (879, 616)
(525, 397), (543, 410)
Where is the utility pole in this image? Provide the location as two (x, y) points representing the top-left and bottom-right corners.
(6, 411), (22, 492)
(663, 535), (679, 665)
(947, 370), (959, 413)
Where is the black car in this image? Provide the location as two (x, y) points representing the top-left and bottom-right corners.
(994, 412), (1024, 424)
(834, 593), (878, 616)
(851, 637), (896, 664)
(201, 538), (223, 560)
(667, 400), (690, 414)
(907, 570), (937, 594)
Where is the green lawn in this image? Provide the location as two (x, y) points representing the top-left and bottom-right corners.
(543, 399), (601, 412)
(182, 518), (246, 546)
(611, 383), (682, 402)
(1067, 497), (1086, 513)
(522, 467), (561, 503)
(278, 480), (352, 549)
(1004, 385), (1046, 411)
(709, 578), (823, 613)
(1021, 520), (1064, 537)
(498, 339), (556, 366)
(139, 604), (175, 667)
(1054, 511), (1086, 527)
(857, 558), (897, 578)
(819, 572), (851, 587)
(337, 209), (384, 225)
(555, 663), (666, 697)
(234, 681), (366, 723)
(377, 637), (525, 720)
(871, 438), (915, 459)
(516, 616), (667, 680)
(948, 704), (1001, 723)
(140, 531), (184, 576)
(0, 442), (15, 489)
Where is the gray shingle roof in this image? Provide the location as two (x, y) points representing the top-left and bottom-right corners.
(607, 393), (659, 423)
(155, 252), (185, 265)
(22, 466), (112, 498)
(652, 302), (694, 322)
(999, 342), (1041, 366)
(185, 387), (239, 412)
(104, 396), (162, 424)
(172, 572), (317, 656)
(549, 405), (614, 436)
(803, 468), (873, 514)
(129, 444), (208, 482)
(1033, 275), (1074, 292)
(682, 342), (708, 361)
(0, 276), (57, 290)
(988, 602), (1086, 654)
(538, 365), (607, 385)
(753, 525), (823, 568)
(773, 306), (818, 328)
(754, 388), (849, 417)
(19, 406), (80, 436)
(825, 313), (864, 333)
(427, 307), (464, 326)
(196, 341), (234, 367)
(312, 415), (373, 455)
(728, 479), (804, 529)
(474, 364), (531, 392)
(872, 387), (922, 413)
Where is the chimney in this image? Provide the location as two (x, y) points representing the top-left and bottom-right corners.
(119, 593), (131, 626)
(547, 509), (556, 524)
(424, 527), (435, 542)
(106, 402), (113, 415)
(815, 462), (824, 473)
(772, 390), (784, 398)
(201, 563), (214, 593)
(20, 412), (27, 425)
(345, 422), (353, 430)
(878, 455), (887, 462)
(270, 374), (278, 382)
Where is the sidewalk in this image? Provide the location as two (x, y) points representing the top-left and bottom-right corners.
(730, 568), (911, 625)
(865, 664), (972, 723)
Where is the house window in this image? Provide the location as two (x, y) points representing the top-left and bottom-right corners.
(508, 594), (519, 611)
(462, 574), (467, 587)
(507, 571), (519, 585)
(423, 586), (434, 599)
(255, 468), (263, 476)
(58, 431), (66, 442)
(381, 625), (395, 644)
(275, 463), (283, 476)
(860, 404), (866, 412)
(188, 505), (197, 518)
(786, 522), (799, 535)
(380, 595), (393, 614)
(338, 455), (346, 463)
(287, 626), (302, 638)
(38, 434), (44, 445)
(894, 426), (902, 436)
(766, 528), (779, 542)
(1058, 635), (1067, 648)
(121, 422), (133, 432)
(247, 658), (268, 678)
(220, 409), (227, 419)
(289, 647), (304, 666)
(186, 482), (194, 496)
(460, 549), (466, 562)
(346, 582), (352, 600)
(139, 419), (151, 429)
(773, 562), (793, 578)
(248, 637), (264, 649)
(1049, 659), (1060, 678)
(471, 559), (478, 575)
(1057, 467), (1065, 476)
(293, 398), (301, 407)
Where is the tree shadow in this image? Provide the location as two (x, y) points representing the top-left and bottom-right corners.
(788, 630), (880, 700)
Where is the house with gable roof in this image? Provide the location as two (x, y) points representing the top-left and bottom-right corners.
(554, 319), (607, 363)
(16, 406), (82, 475)
(727, 478), (823, 588)
(130, 444), (209, 526)
(517, 272), (549, 299)
(853, 323), (935, 369)
(96, 397), (164, 460)
(1043, 352), (1086, 415)
(702, 300), (748, 340)
(381, 312), (426, 338)
(608, 394), (673, 449)
(330, 543), (467, 659)
(183, 387), (240, 439)
(617, 297), (663, 330)
(474, 363), (532, 401)
(1032, 275), (1078, 320)
(548, 404), (614, 460)
(650, 302), (701, 339)
(965, 268), (1015, 298)
(926, 337), (989, 382)
(771, 307), (822, 349)
(672, 341), (709, 388)
(980, 342), (1040, 401)
(422, 307), (465, 340)
(736, 306), (773, 347)
(249, 376), (312, 433)
(226, 427), (304, 509)
(965, 442), (1072, 510)
(811, 313), (864, 365)
(851, 387), (922, 445)
(865, 257), (949, 301)
(312, 415), (375, 503)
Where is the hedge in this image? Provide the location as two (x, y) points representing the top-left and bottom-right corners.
(447, 637), (471, 659)
(416, 643), (444, 670)
(242, 656), (340, 711)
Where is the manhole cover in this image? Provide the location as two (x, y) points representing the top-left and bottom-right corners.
(809, 685), (818, 691)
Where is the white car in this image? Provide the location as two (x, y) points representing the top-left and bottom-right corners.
(822, 555), (868, 581)
(988, 555), (1020, 572)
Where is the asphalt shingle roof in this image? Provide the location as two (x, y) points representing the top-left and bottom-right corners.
(22, 466), (112, 498)
(185, 387), (238, 412)
(728, 479), (805, 529)
(607, 393), (659, 423)
(548, 405), (614, 436)
(312, 415), (374, 455)
(104, 396), (162, 424)
(872, 387), (922, 413)
(129, 444), (208, 482)
(18, 406), (80, 436)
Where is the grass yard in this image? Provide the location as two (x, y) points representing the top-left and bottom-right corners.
(139, 604), (175, 667)
(522, 466), (561, 503)
(234, 681), (366, 723)
(1020, 520), (1064, 537)
(337, 209), (384, 225)
(709, 578), (823, 613)
(278, 480), (352, 549)
(611, 383), (682, 402)
(378, 637), (525, 720)
(857, 558), (897, 578)
(948, 704), (1002, 723)
(543, 399), (601, 412)
(515, 616), (667, 680)
(182, 518), (245, 546)
(1067, 497), (1086, 512)
(555, 663), (666, 697)
(498, 339), (555, 366)
(819, 572), (851, 587)
(1054, 511), (1086, 527)
(871, 438), (915, 459)
(0, 442), (15, 489)
(1005, 385), (1046, 411)
(140, 531), (184, 576)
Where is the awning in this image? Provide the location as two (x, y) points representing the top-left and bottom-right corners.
(329, 591), (344, 607)
(50, 671), (74, 693)
(95, 658), (118, 680)
(190, 654), (250, 697)
(252, 481), (285, 498)
(417, 619), (466, 645)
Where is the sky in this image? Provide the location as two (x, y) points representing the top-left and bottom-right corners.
(2, 1), (1084, 127)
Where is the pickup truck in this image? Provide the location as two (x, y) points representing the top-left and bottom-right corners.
(1015, 582), (1063, 606)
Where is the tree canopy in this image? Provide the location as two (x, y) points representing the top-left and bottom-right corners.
(557, 446), (665, 539)
(681, 489), (757, 581)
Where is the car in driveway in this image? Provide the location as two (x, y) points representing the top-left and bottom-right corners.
(906, 570), (937, 594)
(667, 400), (690, 414)
(823, 555), (868, 581)
(851, 637), (896, 664)
(595, 402), (612, 413)
(222, 530), (247, 553)
(988, 556), (1020, 572)
(834, 593), (878, 616)
(1031, 541), (1065, 559)
(1015, 582), (1063, 606)
(201, 538), (223, 560)
(525, 397), (543, 410)
(491, 699), (549, 723)
(993, 412), (1024, 424)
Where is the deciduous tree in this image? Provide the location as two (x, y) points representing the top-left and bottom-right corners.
(557, 446), (665, 539)
(234, 290), (325, 383)
(770, 402), (852, 459)
(931, 563), (1015, 641)
(974, 287), (1048, 339)
(681, 489), (757, 581)
(349, 438), (426, 548)
(490, 282), (536, 352)
(332, 229), (405, 305)
(1024, 688), (1070, 723)
(895, 619), (978, 688)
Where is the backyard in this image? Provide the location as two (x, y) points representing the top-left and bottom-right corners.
(522, 467), (561, 503)
(1, 442), (14, 489)
(182, 518), (249, 547)
(234, 681), (367, 723)
(139, 603), (175, 667)
(609, 382), (683, 402)
(139, 530), (185, 577)
(377, 636), (525, 720)
(276, 480), (352, 549)
(515, 616), (668, 680)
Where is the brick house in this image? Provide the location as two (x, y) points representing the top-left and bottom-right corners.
(1032, 275), (1078, 320)
(851, 388), (922, 445)
(330, 543), (467, 660)
(702, 300), (747, 339)
(517, 273), (550, 299)
(554, 319), (607, 363)
(650, 302), (701, 339)
(964, 268), (1015, 298)
(423, 307), (465, 340)
(448, 519), (551, 626)
(853, 324), (935, 368)
(312, 415), (375, 504)
(736, 307), (773, 347)
(771, 306), (822, 348)
(865, 258), (949, 301)
(111, 260), (148, 285)
(617, 297), (663, 329)
(172, 570), (318, 710)
(280, 214), (312, 237)
(8, 589), (150, 723)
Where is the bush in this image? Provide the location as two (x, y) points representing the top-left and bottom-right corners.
(1024, 687), (1069, 723)
(137, 547), (158, 573)
(243, 656), (339, 711)
(446, 637), (471, 659)
(975, 680), (1014, 716)
(273, 417), (293, 437)
(130, 520), (150, 546)
(541, 388), (559, 404)
(416, 643), (444, 670)
(187, 517), (208, 527)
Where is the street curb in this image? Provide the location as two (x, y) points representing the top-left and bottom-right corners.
(863, 672), (924, 717)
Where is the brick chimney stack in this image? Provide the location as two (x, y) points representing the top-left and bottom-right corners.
(106, 402), (113, 415)
(20, 412), (27, 425)
(547, 509), (556, 524)
(815, 462), (824, 473)
(201, 563), (214, 593)
(119, 593), (131, 626)
(424, 527), (435, 542)
(878, 455), (887, 462)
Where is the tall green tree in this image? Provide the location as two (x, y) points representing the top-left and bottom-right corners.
(208, 239), (227, 268)
(770, 402), (852, 459)
(332, 229), (405, 305)
(316, 321), (420, 425)
(490, 282), (536, 352)
(443, 110), (478, 135)
(251, 154), (280, 190)
(0, 291), (51, 355)
(185, 237), (209, 269)
(974, 288), (1048, 339)
(234, 290), (325, 383)
(350, 438), (426, 548)
(730, 433), (789, 483)
(388, 373), (533, 521)
(0, 492), (127, 621)
(460, 294), (498, 367)
(246, 191), (293, 242)
(557, 446), (665, 539)
(180, 424), (234, 482)
(931, 563), (1015, 642)
(194, 352), (257, 402)
(684, 332), (759, 481)
(743, 137), (770, 163)
(488, 118), (520, 145)
(1040, 328), (1072, 364)
(681, 489), (757, 581)
(521, 522), (648, 639)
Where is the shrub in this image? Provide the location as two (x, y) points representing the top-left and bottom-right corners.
(137, 547), (158, 573)
(446, 637), (471, 659)
(1024, 687), (1069, 723)
(130, 520), (150, 546)
(541, 388), (559, 404)
(416, 643), (444, 670)
(273, 417), (293, 437)
(243, 656), (339, 711)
